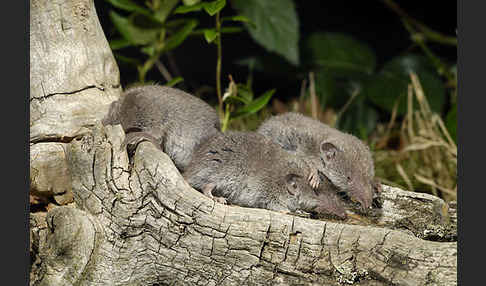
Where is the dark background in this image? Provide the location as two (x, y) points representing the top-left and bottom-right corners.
(10, 1), (480, 285)
(95, 0), (457, 104)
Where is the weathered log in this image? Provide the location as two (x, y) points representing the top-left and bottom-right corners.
(30, 0), (120, 142)
(29, 125), (457, 285)
(29, 0), (457, 284)
(30, 143), (73, 205)
(30, 0), (121, 207)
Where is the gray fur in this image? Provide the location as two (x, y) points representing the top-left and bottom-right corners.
(102, 85), (221, 171)
(183, 131), (347, 218)
(257, 112), (380, 210)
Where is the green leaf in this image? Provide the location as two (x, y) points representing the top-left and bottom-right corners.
(203, 0), (226, 16)
(223, 83), (253, 105)
(450, 64), (457, 78)
(163, 19), (198, 51)
(164, 77), (184, 87)
(231, 0), (299, 65)
(223, 95), (250, 105)
(131, 13), (165, 29)
(191, 27), (243, 37)
(153, 0), (180, 23)
(203, 29), (218, 43)
(231, 89), (275, 118)
(381, 54), (436, 78)
(113, 53), (142, 66)
(191, 27), (244, 37)
(236, 83), (253, 102)
(305, 32), (376, 78)
(221, 15), (254, 27)
(445, 103), (457, 143)
(173, 2), (205, 14)
(183, 0), (200, 5)
(235, 54), (299, 81)
(109, 38), (133, 50)
(362, 54), (446, 116)
(105, 0), (152, 16)
(174, 0), (225, 15)
(109, 10), (159, 45)
(313, 71), (345, 109)
(140, 45), (156, 56)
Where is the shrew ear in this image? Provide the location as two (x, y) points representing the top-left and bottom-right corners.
(320, 142), (338, 160)
(285, 174), (301, 195)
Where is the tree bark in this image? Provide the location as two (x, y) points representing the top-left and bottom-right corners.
(30, 125), (457, 285)
(30, 0), (120, 143)
(30, 0), (121, 206)
(29, 0), (457, 285)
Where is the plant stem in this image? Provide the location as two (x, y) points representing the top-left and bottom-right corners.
(167, 52), (182, 78)
(401, 19), (455, 83)
(380, 0), (457, 46)
(221, 103), (231, 132)
(155, 59), (173, 82)
(215, 12), (223, 118)
(336, 87), (359, 120)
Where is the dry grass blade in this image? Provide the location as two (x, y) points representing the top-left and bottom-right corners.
(414, 174), (456, 196)
(299, 77), (308, 111)
(309, 72), (319, 119)
(336, 86), (360, 121)
(410, 74), (432, 115)
(434, 114), (457, 150)
(402, 140), (451, 152)
(396, 163), (413, 191)
(387, 98), (400, 135)
(407, 84), (414, 139)
(397, 73), (457, 201)
(375, 99), (400, 149)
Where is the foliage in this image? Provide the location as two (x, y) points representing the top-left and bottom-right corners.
(231, 0), (299, 65)
(104, 0), (456, 137)
(106, 0), (188, 82)
(102, 0), (457, 198)
(105, 0), (278, 125)
(221, 74), (275, 131)
(106, 0), (245, 84)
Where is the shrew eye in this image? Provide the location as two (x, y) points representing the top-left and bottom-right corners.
(347, 176), (352, 181)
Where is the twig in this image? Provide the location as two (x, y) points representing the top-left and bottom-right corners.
(166, 52), (182, 78)
(298, 78), (307, 113)
(402, 20), (455, 83)
(308, 72), (319, 119)
(396, 163), (413, 191)
(380, 0), (457, 46)
(336, 87), (360, 119)
(414, 174), (456, 197)
(407, 84), (414, 140)
(386, 99), (400, 136)
(155, 59), (173, 82)
(376, 97), (400, 150)
(215, 12), (223, 117)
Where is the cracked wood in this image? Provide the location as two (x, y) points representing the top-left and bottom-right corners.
(30, 125), (457, 285)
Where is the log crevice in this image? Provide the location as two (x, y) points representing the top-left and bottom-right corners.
(30, 124), (456, 285)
